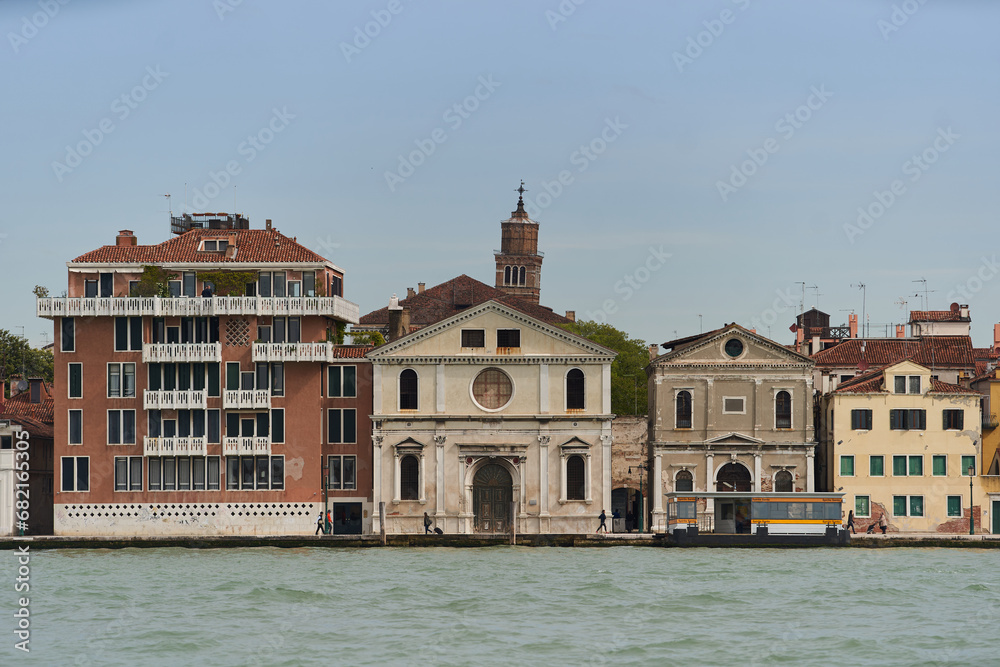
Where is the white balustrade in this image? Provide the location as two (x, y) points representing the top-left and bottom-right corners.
(143, 390), (208, 410)
(142, 343), (222, 363)
(223, 436), (271, 457)
(37, 296), (360, 323)
(144, 436), (208, 457)
(222, 389), (271, 409)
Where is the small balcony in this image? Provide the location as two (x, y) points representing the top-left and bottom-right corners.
(223, 436), (271, 457)
(144, 436), (208, 457)
(252, 341), (331, 362)
(143, 342), (222, 363)
(143, 390), (207, 410)
(984, 414), (999, 430)
(36, 295), (360, 323)
(223, 389), (271, 409)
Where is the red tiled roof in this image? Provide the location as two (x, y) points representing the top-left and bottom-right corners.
(930, 378), (979, 394)
(2, 385), (55, 438)
(72, 229), (330, 265)
(974, 347), (999, 360)
(910, 310), (968, 322)
(834, 369), (886, 394)
(811, 337), (975, 369)
(358, 274), (572, 329)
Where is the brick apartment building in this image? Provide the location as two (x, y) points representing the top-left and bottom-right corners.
(38, 214), (367, 536)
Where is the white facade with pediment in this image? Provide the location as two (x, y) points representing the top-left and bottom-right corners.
(367, 300), (616, 534)
(647, 325), (817, 532)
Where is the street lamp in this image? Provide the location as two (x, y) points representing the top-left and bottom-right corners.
(629, 463), (649, 532)
(969, 464), (975, 536)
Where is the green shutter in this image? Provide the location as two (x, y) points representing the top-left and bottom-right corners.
(870, 456), (884, 476)
(893, 496), (907, 516)
(947, 496), (962, 517)
(855, 496), (870, 517)
(893, 456), (907, 476)
(840, 456), (854, 476)
(961, 456), (976, 475)
(909, 496), (923, 517)
(909, 456), (923, 476)
(932, 455), (946, 476)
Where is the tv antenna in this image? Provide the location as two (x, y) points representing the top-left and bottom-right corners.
(851, 282), (867, 338)
(164, 193), (172, 217)
(912, 278), (935, 311)
(807, 285), (820, 309)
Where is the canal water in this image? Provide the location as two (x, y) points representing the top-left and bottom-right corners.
(2, 546), (998, 666)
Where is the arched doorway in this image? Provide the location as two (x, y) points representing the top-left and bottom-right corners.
(716, 462), (752, 492)
(473, 464), (512, 534)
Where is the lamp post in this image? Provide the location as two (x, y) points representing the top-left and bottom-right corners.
(629, 463), (648, 532)
(969, 464), (975, 536)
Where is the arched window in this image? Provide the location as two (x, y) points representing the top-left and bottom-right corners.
(566, 369), (585, 410)
(676, 390), (692, 428)
(504, 266), (511, 285)
(400, 455), (419, 500)
(519, 266), (526, 286)
(567, 455), (585, 500)
(399, 369), (418, 410)
(775, 390), (791, 429)
(774, 470), (793, 493)
(675, 469), (694, 492)
(717, 462), (752, 492)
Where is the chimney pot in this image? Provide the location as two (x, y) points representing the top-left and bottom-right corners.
(265, 219), (272, 230)
(418, 283), (425, 294)
(406, 287), (416, 299)
(896, 324), (905, 338)
(648, 344), (659, 361)
(116, 230), (137, 246)
(565, 310), (576, 322)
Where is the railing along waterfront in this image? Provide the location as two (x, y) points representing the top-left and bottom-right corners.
(143, 390), (208, 410)
(143, 436), (208, 457)
(143, 343), (222, 363)
(223, 436), (271, 456)
(36, 295), (360, 323)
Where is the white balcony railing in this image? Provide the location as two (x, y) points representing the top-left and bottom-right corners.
(36, 295), (360, 324)
(143, 342), (222, 363)
(223, 389), (271, 409)
(143, 390), (208, 410)
(252, 342), (332, 362)
(144, 436), (208, 457)
(223, 436), (271, 457)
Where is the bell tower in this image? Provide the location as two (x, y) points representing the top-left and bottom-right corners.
(494, 181), (543, 305)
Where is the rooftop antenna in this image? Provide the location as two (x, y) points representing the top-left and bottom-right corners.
(912, 278), (934, 312)
(698, 314), (703, 334)
(851, 282), (867, 338)
(234, 185), (237, 215)
(796, 281), (806, 316)
(807, 284), (820, 309)
(164, 193), (171, 217)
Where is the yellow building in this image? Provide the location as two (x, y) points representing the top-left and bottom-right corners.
(824, 360), (986, 533)
(971, 369), (1000, 533)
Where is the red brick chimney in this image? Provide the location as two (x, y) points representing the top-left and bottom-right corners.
(565, 310), (576, 322)
(116, 230), (137, 246)
(849, 313), (858, 338)
(896, 325), (905, 338)
(648, 344), (659, 361)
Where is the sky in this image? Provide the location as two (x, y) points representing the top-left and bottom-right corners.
(1, 0), (998, 350)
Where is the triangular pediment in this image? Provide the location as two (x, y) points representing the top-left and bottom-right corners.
(653, 324), (813, 367)
(705, 432), (765, 445)
(366, 300), (616, 360)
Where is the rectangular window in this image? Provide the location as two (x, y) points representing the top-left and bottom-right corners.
(869, 455), (884, 477)
(100, 272), (113, 297)
(889, 409), (926, 430)
(271, 456), (284, 490)
(242, 457), (255, 488)
(69, 363), (82, 398)
(343, 409), (356, 444)
(932, 455), (947, 476)
(207, 362), (220, 397)
(329, 366), (342, 397)
(208, 409), (221, 443)
(722, 397), (745, 414)
(183, 272), (196, 298)
(840, 455), (855, 477)
(943, 409), (964, 430)
(107, 363), (136, 398)
(114, 457), (143, 491)
(259, 272), (272, 298)
(69, 410), (83, 445)
(273, 317), (285, 343)
(130, 316), (143, 351)
(462, 329), (486, 348)
(114, 317), (142, 351)
(61, 317), (75, 352)
(329, 455), (341, 490)
(328, 455), (356, 490)
(207, 456), (220, 490)
(163, 457), (176, 490)
(177, 457), (191, 490)
(271, 409), (284, 444)
(496, 329), (520, 348)
(192, 457), (206, 490)
(894, 375), (906, 394)
(61, 457), (89, 492)
(287, 280), (300, 297)
(893, 495), (907, 516)
(256, 455), (270, 489)
(855, 496), (870, 518)
(327, 365), (359, 398)
(271, 363), (284, 396)
(304, 272), (315, 297)
(908, 456), (923, 476)
(328, 408), (341, 444)
(85, 280), (98, 298)
(947, 496), (962, 517)
(962, 456), (976, 475)
(273, 272), (286, 298)
(909, 496), (923, 517)
(107, 410), (136, 445)
(152, 318), (165, 344)
(257, 325), (271, 343)
(227, 457), (239, 490)
(149, 458), (161, 491)
(226, 362), (240, 390)
(892, 455), (907, 476)
(851, 409), (872, 431)
(0, 436), (9, 450)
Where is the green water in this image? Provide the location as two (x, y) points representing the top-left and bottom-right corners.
(2, 547), (998, 666)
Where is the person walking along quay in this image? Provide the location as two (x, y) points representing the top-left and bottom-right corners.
(847, 510), (856, 534)
(597, 509), (608, 534)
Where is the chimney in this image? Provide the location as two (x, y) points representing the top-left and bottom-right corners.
(993, 323), (1000, 352)
(796, 324), (805, 353)
(849, 313), (858, 338)
(896, 324), (905, 338)
(749, 329), (756, 334)
(418, 283), (425, 294)
(265, 219), (272, 231)
(29, 378), (42, 404)
(565, 310), (576, 322)
(406, 287), (416, 299)
(811, 335), (821, 355)
(225, 232), (238, 259)
(116, 230), (137, 246)
(648, 344), (659, 361)
(960, 304), (970, 319)
(386, 294), (410, 342)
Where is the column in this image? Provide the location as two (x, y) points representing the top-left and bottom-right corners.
(392, 450), (401, 503)
(539, 364), (549, 413)
(372, 364), (382, 412)
(652, 453), (664, 513)
(602, 363), (612, 414)
(753, 451), (762, 493)
(418, 452), (427, 503)
(434, 436), (446, 517)
(372, 436), (383, 533)
(601, 433), (612, 512)
(436, 364), (445, 413)
(806, 448), (815, 492)
(559, 452), (567, 503)
(585, 453), (593, 503)
(538, 436), (550, 517)
(705, 451), (715, 516)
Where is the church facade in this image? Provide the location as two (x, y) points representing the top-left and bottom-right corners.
(368, 300), (616, 534)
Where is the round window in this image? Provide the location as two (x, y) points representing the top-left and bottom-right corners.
(472, 368), (513, 410)
(724, 338), (744, 358)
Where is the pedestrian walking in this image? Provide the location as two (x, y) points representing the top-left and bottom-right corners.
(424, 512), (433, 534)
(326, 510), (333, 535)
(315, 513), (324, 535)
(846, 510), (856, 534)
(596, 509), (608, 534)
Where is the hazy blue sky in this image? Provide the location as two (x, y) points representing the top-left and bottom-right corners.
(2, 0), (998, 349)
